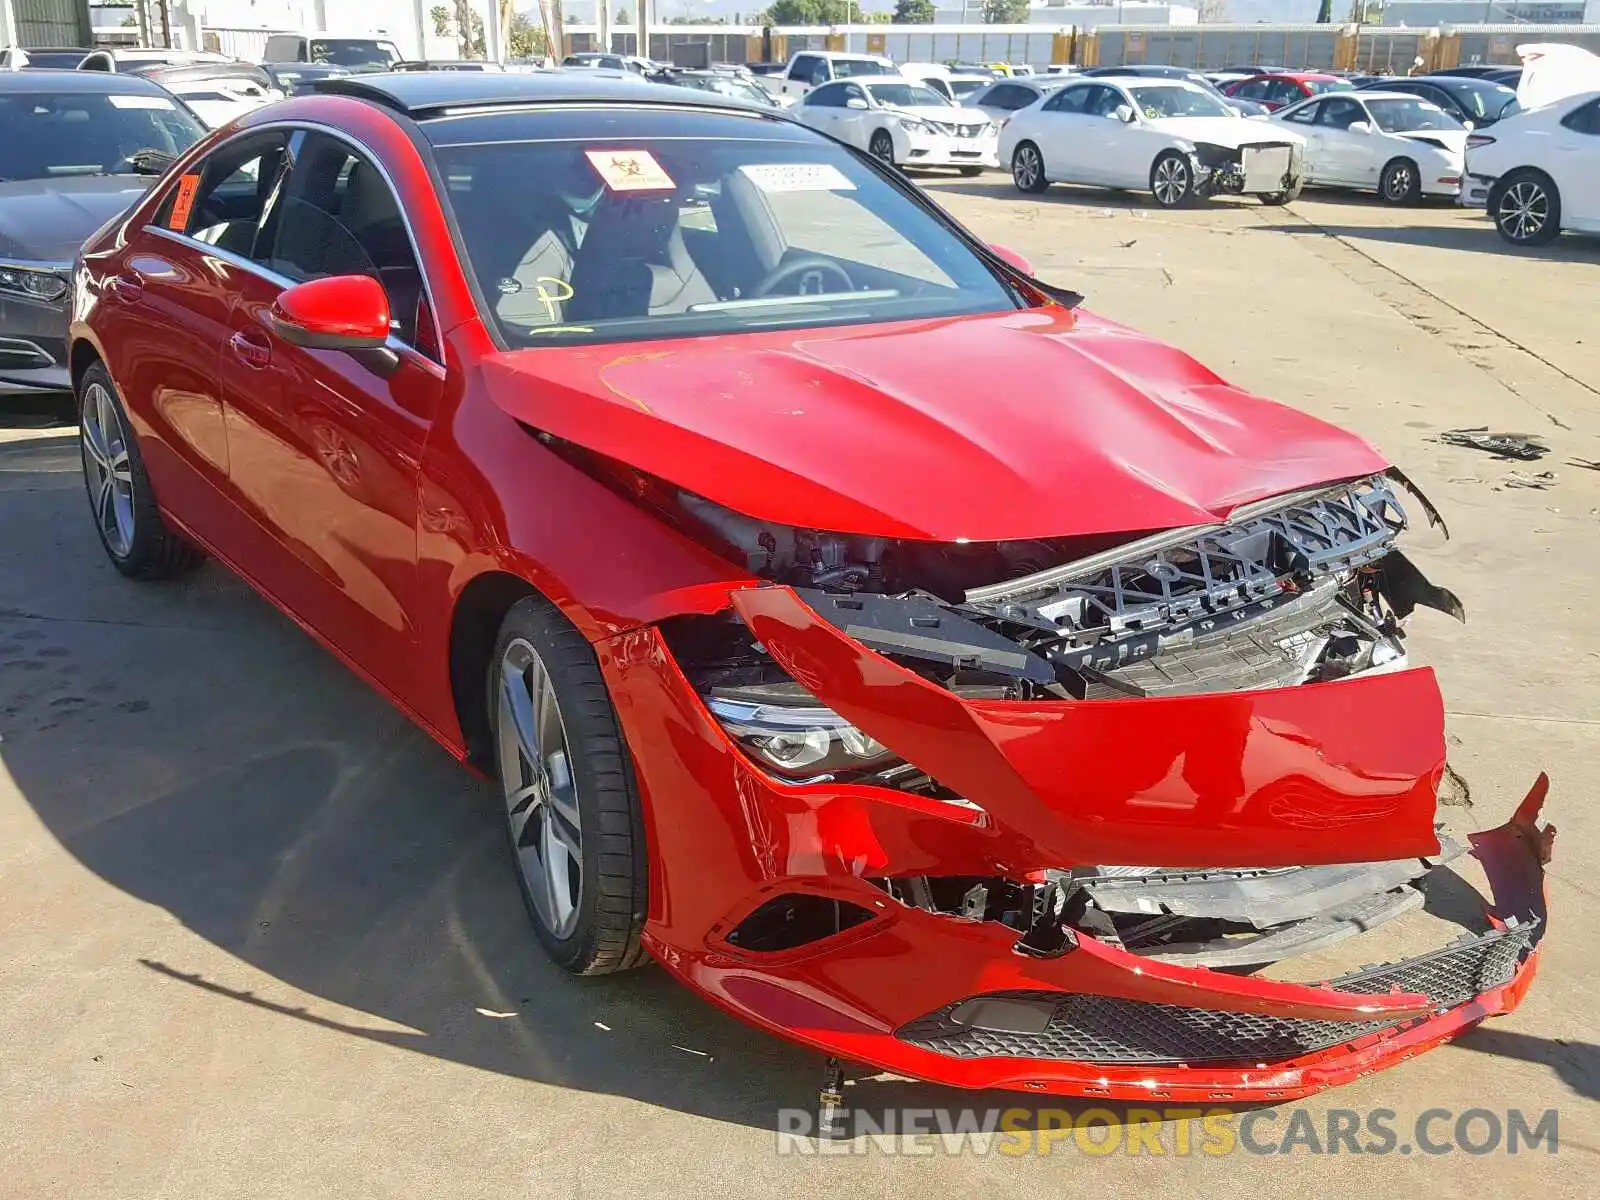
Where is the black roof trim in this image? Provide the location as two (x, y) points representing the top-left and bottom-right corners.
(309, 70), (753, 117)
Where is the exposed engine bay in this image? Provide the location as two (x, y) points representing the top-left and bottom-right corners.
(662, 470), (1474, 972)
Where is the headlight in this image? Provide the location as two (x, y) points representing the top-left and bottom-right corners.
(894, 115), (934, 135)
(0, 264), (69, 305)
(706, 693), (900, 780)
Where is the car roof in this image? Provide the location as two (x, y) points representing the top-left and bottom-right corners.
(0, 68), (171, 95)
(310, 69), (751, 116)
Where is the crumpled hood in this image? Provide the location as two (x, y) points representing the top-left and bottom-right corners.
(0, 178), (151, 262)
(1394, 128), (1468, 158)
(1150, 115), (1307, 150)
(481, 307), (1388, 542)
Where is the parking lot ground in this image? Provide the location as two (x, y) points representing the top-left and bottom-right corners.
(2, 183), (1597, 1198)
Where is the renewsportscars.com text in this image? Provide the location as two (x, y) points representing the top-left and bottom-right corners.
(776, 1106), (1559, 1156)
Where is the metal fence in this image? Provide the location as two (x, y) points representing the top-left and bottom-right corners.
(1451, 22), (1600, 64)
(7, 0), (92, 47)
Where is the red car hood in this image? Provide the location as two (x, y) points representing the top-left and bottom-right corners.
(481, 307), (1388, 541)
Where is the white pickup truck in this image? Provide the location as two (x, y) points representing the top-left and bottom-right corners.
(758, 50), (899, 101)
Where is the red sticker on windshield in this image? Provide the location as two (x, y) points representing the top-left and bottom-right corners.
(584, 149), (676, 192)
(168, 174), (201, 231)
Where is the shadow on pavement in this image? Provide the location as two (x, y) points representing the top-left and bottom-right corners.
(0, 436), (1587, 1135)
(1255, 217), (1600, 264)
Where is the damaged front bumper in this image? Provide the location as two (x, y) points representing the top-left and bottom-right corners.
(596, 473), (1551, 1101)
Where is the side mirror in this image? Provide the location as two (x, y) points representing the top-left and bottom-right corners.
(269, 275), (391, 352)
(1347, 120), (1373, 135)
(1114, 104), (1135, 123)
(845, 97), (868, 110)
(989, 244), (1034, 275)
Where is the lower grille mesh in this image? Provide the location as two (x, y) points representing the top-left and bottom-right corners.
(895, 925), (1534, 1065)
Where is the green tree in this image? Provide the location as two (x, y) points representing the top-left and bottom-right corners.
(759, 0), (866, 20)
(507, 14), (548, 58)
(1315, 0), (1334, 20)
(616, 7), (632, 22)
(893, 0), (936, 20)
(430, 4), (451, 37)
(982, 0), (1030, 23)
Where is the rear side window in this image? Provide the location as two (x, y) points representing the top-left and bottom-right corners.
(162, 131), (289, 257)
(1560, 98), (1600, 134)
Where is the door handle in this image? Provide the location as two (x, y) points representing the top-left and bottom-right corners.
(105, 273), (143, 303)
(228, 330), (271, 369)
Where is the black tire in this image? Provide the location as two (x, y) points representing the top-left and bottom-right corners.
(1260, 179), (1303, 206)
(1490, 169), (1561, 247)
(1149, 150), (1196, 209)
(868, 130), (896, 167)
(1011, 140), (1047, 193)
(76, 360), (204, 580)
(958, 165), (984, 177)
(488, 595), (648, 976)
(1379, 158), (1421, 205)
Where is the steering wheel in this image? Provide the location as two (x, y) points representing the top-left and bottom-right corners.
(751, 255), (854, 299)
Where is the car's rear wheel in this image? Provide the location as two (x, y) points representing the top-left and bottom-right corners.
(868, 130), (896, 167)
(1490, 170), (1561, 246)
(1011, 141), (1047, 193)
(489, 595), (648, 976)
(1149, 150), (1196, 208)
(1379, 158), (1421, 205)
(77, 361), (204, 580)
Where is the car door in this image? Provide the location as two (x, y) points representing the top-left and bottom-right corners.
(1313, 96), (1374, 186)
(1556, 97), (1600, 226)
(796, 82), (845, 136)
(1278, 99), (1326, 181)
(217, 129), (443, 702)
(1081, 84), (1146, 186)
(1031, 83), (1099, 182)
(101, 129), (290, 550)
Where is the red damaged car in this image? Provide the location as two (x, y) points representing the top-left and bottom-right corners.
(68, 73), (1551, 1104)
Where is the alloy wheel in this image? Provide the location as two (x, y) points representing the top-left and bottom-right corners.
(1384, 164), (1414, 202)
(1013, 145), (1041, 190)
(870, 132), (895, 165)
(80, 381), (136, 558)
(1498, 180), (1548, 242)
(1153, 157), (1189, 206)
(496, 636), (584, 939)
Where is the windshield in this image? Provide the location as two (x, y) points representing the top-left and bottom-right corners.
(1304, 78), (1355, 95)
(310, 39), (400, 69)
(832, 58), (895, 79)
(0, 91), (204, 181)
(864, 81), (951, 108)
(678, 76), (774, 106)
(949, 78), (988, 98)
(22, 50), (88, 68)
(1454, 82), (1520, 118)
(1128, 84), (1232, 119)
(428, 116), (1016, 347)
(1366, 97), (1461, 132)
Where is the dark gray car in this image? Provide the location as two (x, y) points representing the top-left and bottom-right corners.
(0, 71), (205, 398)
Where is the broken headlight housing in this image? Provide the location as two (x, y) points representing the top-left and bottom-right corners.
(705, 690), (900, 781)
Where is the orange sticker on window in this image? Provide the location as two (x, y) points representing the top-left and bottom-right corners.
(168, 174), (201, 230)
(584, 149), (676, 192)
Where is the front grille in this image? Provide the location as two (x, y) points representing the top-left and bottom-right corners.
(934, 121), (987, 138)
(896, 925), (1534, 1065)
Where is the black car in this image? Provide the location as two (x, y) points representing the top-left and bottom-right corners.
(1358, 75), (1521, 127)
(262, 62), (353, 95)
(0, 71), (205, 399)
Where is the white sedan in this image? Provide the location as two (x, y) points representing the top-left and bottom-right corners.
(1463, 89), (1600, 245)
(793, 78), (998, 174)
(998, 77), (1306, 207)
(1272, 91), (1467, 203)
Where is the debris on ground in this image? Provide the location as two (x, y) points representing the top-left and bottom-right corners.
(1495, 470), (1559, 491)
(1436, 427), (1549, 460)
(1567, 457), (1600, 472)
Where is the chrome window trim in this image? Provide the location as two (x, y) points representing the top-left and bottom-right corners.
(141, 224), (447, 381)
(150, 117), (446, 365)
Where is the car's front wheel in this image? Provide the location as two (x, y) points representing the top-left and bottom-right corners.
(489, 595), (648, 976)
(1379, 158), (1421, 205)
(77, 361), (204, 580)
(1150, 150), (1196, 208)
(1490, 170), (1561, 246)
(1011, 141), (1047, 193)
(868, 129), (896, 167)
